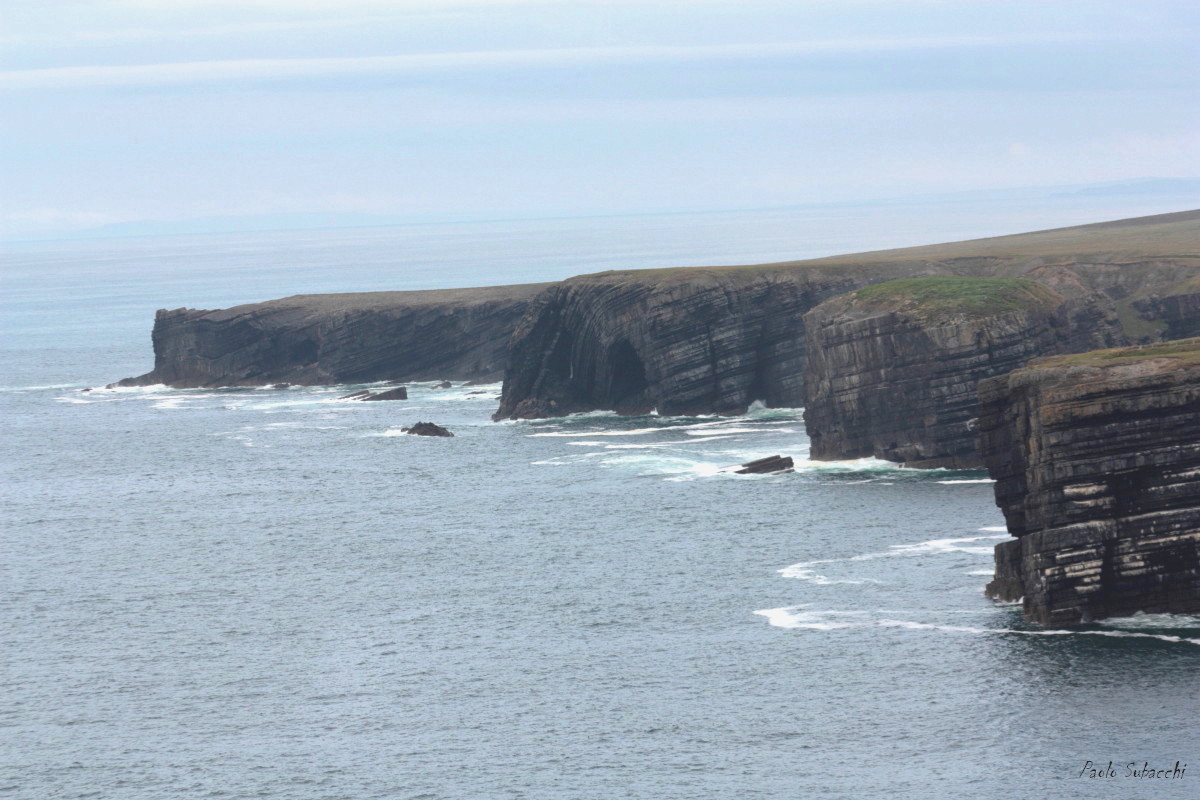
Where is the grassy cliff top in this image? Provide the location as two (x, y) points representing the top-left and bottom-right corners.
(793, 208), (1200, 267)
(840, 276), (1061, 321)
(572, 209), (1200, 283)
(1033, 337), (1200, 369)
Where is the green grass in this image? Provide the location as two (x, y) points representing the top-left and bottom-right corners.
(848, 276), (1060, 318)
(1037, 337), (1200, 368)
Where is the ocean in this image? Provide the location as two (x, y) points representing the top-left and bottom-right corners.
(3, 200), (1198, 799)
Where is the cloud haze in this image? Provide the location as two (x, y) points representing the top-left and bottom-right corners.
(1, 0), (1196, 238)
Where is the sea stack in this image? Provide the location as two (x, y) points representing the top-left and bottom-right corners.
(802, 277), (1124, 468)
(978, 340), (1200, 625)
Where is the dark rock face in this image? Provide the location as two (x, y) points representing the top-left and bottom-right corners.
(978, 343), (1200, 625)
(113, 210), (1198, 407)
(735, 455), (795, 474)
(362, 386), (408, 401)
(1133, 287), (1200, 340)
(493, 210), (1200, 421)
(802, 278), (1127, 468)
(402, 422), (454, 437)
(493, 265), (957, 420)
(114, 284), (550, 388)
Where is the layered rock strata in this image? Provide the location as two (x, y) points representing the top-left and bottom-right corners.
(115, 284), (550, 388)
(494, 210), (1199, 420)
(979, 340), (1200, 624)
(802, 277), (1126, 468)
(113, 210), (1198, 400)
(493, 265), (951, 420)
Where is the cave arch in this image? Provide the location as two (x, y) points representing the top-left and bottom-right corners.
(606, 339), (652, 415)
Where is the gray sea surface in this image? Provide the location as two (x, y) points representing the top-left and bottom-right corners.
(3, 201), (1198, 799)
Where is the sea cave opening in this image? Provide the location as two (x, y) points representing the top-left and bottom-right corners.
(606, 339), (652, 414)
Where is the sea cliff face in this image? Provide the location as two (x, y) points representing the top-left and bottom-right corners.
(114, 284), (549, 388)
(492, 265), (952, 420)
(493, 211), (1199, 420)
(978, 341), (1200, 625)
(112, 210), (1199, 401)
(802, 278), (1126, 468)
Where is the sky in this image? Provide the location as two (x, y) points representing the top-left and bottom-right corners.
(1, 0), (1197, 239)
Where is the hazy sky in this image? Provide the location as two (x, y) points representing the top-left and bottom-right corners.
(2, 0), (1197, 237)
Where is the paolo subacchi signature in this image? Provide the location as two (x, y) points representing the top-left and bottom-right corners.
(1078, 761), (1188, 780)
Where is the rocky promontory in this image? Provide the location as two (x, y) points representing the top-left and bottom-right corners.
(493, 265), (950, 420)
(494, 210), (1199, 420)
(802, 277), (1126, 468)
(114, 284), (550, 388)
(113, 210), (1198, 405)
(979, 340), (1200, 624)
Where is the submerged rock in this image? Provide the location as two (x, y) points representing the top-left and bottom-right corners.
(803, 277), (1125, 468)
(402, 422), (454, 437)
(434, 380), (453, 389)
(339, 389), (372, 400)
(978, 339), (1200, 625)
(362, 386), (408, 401)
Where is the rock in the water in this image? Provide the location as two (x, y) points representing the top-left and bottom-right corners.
(434, 380), (453, 389)
(112, 283), (550, 388)
(401, 422), (454, 437)
(978, 339), (1200, 625)
(362, 386), (408, 401)
(339, 389), (372, 400)
(803, 277), (1125, 468)
(734, 455), (794, 474)
(272, 383), (291, 389)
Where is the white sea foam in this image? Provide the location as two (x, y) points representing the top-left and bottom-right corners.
(684, 426), (782, 436)
(756, 607), (1200, 645)
(2, 383), (89, 392)
(776, 561), (877, 585)
(966, 569), (995, 576)
(603, 442), (679, 449)
(887, 535), (1009, 556)
(528, 427), (663, 437)
(978, 526), (1009, 532)
(81, 383), (171, 394)
(753, 606), (867, 630)
(937, 479), (995, 484)
(152, 396), (195, 409)
(1096, 612), (1200, 631)
(875, 619), (1200, 645)
(779, 534), (1010, 584)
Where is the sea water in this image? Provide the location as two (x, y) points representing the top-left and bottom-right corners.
(3, 203), (1198, 799)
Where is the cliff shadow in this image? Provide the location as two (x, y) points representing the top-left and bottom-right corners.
(606, 339), (653, 415)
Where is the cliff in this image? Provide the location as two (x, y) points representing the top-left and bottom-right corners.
(978, 340), (1200, 625)
(115, 284), (550, 388)
(114, 210), (1199, 397)
(494, 210), (1199, 420)
(802, 277), (1126, 468)
(493, 264), (952, 420)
